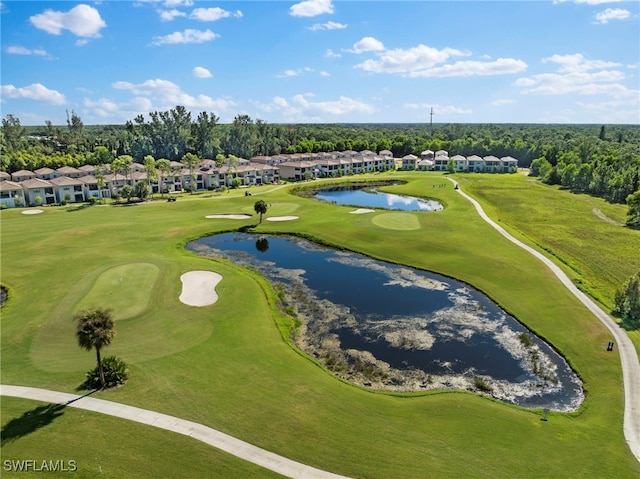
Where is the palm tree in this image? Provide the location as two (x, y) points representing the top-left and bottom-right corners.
(75, 308), (115, 388)
(254, 200), (269, 223)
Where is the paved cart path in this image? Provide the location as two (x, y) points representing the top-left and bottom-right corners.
(0, 385), (352, 479)
(448, 178), (640, 463)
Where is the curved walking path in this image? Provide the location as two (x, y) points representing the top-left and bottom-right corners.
(0, 385), (351, 479)
(448, 178), (640, 463)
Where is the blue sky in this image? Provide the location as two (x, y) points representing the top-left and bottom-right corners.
(1, 0), (638, 125)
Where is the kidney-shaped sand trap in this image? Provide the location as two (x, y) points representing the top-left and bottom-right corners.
(266, 216), (299, 221)
(205, 214), (251, 219)
(350, 208), (375, 214)
(179, 271), (223, 307)
(21, 209), (44, 215)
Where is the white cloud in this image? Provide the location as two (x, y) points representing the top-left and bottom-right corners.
(190, 7), (242, 21)
(353, 40), (526, 78)
(325, 49), (341, 58)
(152, 29), (219, 45)
(575, 0), (622, 4)
(6, 46), (49, 56)
(29, 4), (106, 38)
(164, 0), (193, 7)
(349, 36), (385, 54)
(516, 53), (636, 98)
(404, 103), (472, 115)
(0, 83), (66, 105)
(491, 99), (515, 106)
(193, 66), (212, 78)
(544, 53), (621, 72)
(111, 78), (233, 110)
(84, 96), (154, 119)
(292, 93), (375, 115)
(355, 44), (465, 73)
(252, 94), (374, 121)
(554, 0), (622, 4)
(576, 98), (640, 123)
(309, 21), (347, 31)
(413, 58), (527, 78)
(290, 0), (334, 17)
(320, 71), (330, 77)
(159, 9), (186, 21)
(276, 67), (314, 78)
(273, 96), (288, 108)
(593, 8), (631, 23)
(278, 70), (300, 78)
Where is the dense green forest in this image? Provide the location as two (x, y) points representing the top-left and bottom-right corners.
(2, 106), (639, 205)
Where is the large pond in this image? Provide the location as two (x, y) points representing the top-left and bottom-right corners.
(187, 233), (583, 411)
(313, 185), (443, 211)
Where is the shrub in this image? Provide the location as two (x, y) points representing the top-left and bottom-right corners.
(85, 355), (129, 389)
(518, 332), (534, 348)
(473, 377), (492, 392)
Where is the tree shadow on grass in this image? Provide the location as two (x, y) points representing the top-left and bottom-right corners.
(65, 203), (93, 212)
(1, 390), (98, 446)
(1, 404), (66, 446)
(238, 223), (260, 232)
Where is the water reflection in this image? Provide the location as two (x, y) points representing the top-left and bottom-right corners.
(256, 237), (270, 253)
(314, 186), (443, 211)
(187, 233), (583, 411)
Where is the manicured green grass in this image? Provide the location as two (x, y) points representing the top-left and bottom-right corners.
(1, 397), (284, 479)
(458, 172), (640, 353)
(74, 262), (159, 319)
(1, 173), (638, 478)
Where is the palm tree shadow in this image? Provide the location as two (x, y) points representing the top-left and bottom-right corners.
(1, 404), (66, 446)
(1, 390), (98, 446)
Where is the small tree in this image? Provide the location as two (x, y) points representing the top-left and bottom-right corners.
(119, 184), (133, 203)
(446, 158), (456, 174)
(134, 181), (150, 201)
(254, 199), (269, 223)
(95, 171), (106, 203)
(626, 190), (640, 228)
(156, 158), (170, 197)
(75, 308), (115, 388)
(614, 272), (640, 328)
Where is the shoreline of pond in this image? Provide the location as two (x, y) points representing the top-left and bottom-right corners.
(187, 232), (584, 411)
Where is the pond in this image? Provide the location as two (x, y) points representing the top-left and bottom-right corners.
(187, 233), (583, 411)
(313, 185), (443, 211)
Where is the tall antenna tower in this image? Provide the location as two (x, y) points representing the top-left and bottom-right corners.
(430, 107), (434, 136)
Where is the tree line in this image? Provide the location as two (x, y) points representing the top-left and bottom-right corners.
(1, 107), (639, 204)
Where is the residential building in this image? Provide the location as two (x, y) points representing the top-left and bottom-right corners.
(49, 176), (86, 203)
(21, 178), (56, 205)
(0, 181), (27, 208)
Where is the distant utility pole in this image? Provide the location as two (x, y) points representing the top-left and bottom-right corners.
(430, 107), (434, 136)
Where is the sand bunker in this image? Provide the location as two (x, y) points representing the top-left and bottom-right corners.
(266, 216), (299, 222)
(179, 271), (222, 307)
(205, 214), (251, 219)
(21, 209), (44, 215)
(350, 208), (375, 214)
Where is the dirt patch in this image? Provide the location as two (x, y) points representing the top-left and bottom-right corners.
(592, 208), (624, 227)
